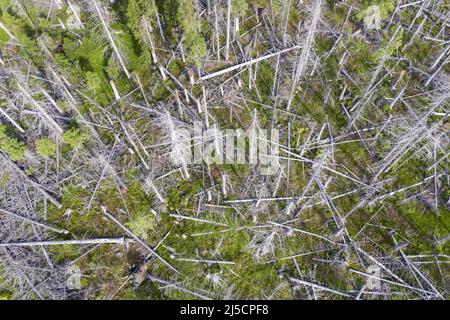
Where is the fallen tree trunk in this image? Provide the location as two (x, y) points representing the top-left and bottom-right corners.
(0, 238), (132, 247)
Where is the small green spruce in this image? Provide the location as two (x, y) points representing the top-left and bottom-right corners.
(35, 138), (56, 158)
(0, 125), (26, 161)
(63, 128), (88, 149)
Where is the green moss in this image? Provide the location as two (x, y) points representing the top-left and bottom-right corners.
(0, 173), (8, 188)
(255, 60), (273, 98)
(0, 266), (13, 300)
(374, 27), (404, 61)
(49, 245), (80, 264)
(401, 203), (450, 241)
(346, 38), (377, 75)
(167, 178), (202, 211)
(232, 0), (249, 17)
(61, 185), (89, 210)
(125, 212), (155, 241)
